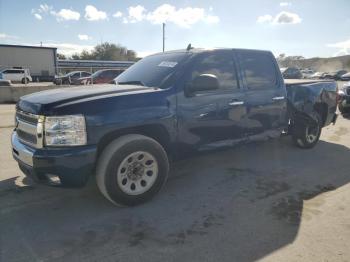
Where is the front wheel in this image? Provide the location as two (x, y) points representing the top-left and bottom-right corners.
(291, 112), (322, 149)
(96, 134), (169, 206)
(339, 103), (350, 115)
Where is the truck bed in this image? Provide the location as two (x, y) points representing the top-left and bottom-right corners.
(286, 80), (338, 127)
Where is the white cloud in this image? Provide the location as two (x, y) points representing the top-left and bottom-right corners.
(257, 11), (301, 25)
(33, 42), (94, 56)
(38, 3), (52, 13)
(31, 3), (53, 20)
(113, 11), (123, 18)
(327, 38), (350, 56)
(31, 4), (80, 21)
(280, 2), (292, 7)
(0, 33), (18, 39)
(127, 5), (147, 23)
(257, 14), (273, 23)
(78, 34), (91, 40)
(274, 11), (301, 24)
(84, 5), (108, 21)
(124, 4), (219, 28)
(34, 13), (42, 20)
(53, 9), (80, 21)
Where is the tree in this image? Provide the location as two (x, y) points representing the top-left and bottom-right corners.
(57, 53), (66, 60)
(70, 42), (137, 61)
(71, 53), (80, 60)
(80, 50), (94, 60)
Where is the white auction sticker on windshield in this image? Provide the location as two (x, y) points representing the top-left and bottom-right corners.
(158, 61), (178, 68)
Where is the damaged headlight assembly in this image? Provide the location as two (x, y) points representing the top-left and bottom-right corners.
(44, 115), (87, 146)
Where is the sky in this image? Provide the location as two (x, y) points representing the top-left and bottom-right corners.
(0, 0), (350, 58)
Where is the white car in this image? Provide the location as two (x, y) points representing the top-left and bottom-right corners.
(301, 69), (314, 79)
(0, 68), (32, 84)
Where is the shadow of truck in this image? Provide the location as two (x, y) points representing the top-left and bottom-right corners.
(0, 137), (349, 261)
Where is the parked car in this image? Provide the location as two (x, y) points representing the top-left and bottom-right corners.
(54, 71), (91, 85)
(301, 69), (314, 79)
(309, 72), (325, 79)
(340, 72), (350, 81)
(12, 48), (338, 206)
(0, 68), (32, 83)
(323, 70), (348, 80)
(338, 82), (350, 114)
(280, 67), (303, 79)
(74, 69), (123, 85)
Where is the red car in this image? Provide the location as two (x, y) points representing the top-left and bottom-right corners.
(74, 69), (124, 85)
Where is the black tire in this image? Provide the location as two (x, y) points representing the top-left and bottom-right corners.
(96, 134), (169, 206)
(21, 78), (29, 84)
(339, 104), (350, 115)
(292, 112), (322, 149)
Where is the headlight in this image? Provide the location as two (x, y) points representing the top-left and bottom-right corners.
(338, 89), (345, 96)
(44, 115), (87, 146)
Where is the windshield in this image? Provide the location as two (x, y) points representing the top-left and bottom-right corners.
(115, 52), (190, 88)
(65, 71), (78, 77)
(280, 68), (287, 73)
(91, 70), (103, 78)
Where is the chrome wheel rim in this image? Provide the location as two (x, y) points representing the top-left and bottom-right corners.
(117, 151), (158, 195)
(306, 125), (319, 143)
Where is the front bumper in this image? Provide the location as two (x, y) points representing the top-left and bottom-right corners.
(12, 131), (97, 187)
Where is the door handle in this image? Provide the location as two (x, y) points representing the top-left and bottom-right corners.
(272, 96), (285, 101)
(229, 101), (244, 106)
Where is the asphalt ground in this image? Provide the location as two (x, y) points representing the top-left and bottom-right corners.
(0, 99), (350, 261)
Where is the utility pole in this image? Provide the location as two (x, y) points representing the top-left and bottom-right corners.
(162, 23), (165, 52)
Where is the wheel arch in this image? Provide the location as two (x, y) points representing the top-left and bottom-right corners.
(314, 102), (328, 127)
(96, 124), (172, 160)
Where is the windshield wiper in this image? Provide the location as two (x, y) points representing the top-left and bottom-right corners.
(117, 80), (145, 86)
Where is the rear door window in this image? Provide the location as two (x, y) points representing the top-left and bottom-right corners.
(238, 51), (278, 90)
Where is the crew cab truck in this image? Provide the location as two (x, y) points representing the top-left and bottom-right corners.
(12, 48), (338, 206)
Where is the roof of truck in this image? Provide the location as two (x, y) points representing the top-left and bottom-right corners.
(150, 47), (272, 57)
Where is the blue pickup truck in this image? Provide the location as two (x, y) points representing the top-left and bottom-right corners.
(12, 48), (338, 206)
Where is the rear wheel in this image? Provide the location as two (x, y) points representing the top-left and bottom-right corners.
(292, 112), (322, 149)
(21, 78), (29, 84)
(96, 134), (169, 206)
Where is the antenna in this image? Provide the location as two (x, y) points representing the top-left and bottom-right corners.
(162, 23), (165, 52)
(186, 43), (192, 51)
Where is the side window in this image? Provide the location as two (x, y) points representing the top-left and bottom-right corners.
(111, 70), (122, 78)
(100, 71), (108, 77)
(189, 52), (238, 91)
(238, 52), (277, 90)
(82, 72), (90, 77)
(11, 70), (23, 74)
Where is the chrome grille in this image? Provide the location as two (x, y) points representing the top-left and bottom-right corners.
(15, 110), (43, 148)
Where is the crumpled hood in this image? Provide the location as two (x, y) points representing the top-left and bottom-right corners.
(17, 84), (157, 114)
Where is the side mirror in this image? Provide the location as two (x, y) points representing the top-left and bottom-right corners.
(187, 74), (219, 94)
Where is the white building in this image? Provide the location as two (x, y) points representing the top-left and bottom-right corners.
(0, 44), (57, 81)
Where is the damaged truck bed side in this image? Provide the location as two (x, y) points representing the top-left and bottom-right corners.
(286, 80), (337, 147)
(12, 48), (338, 206)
